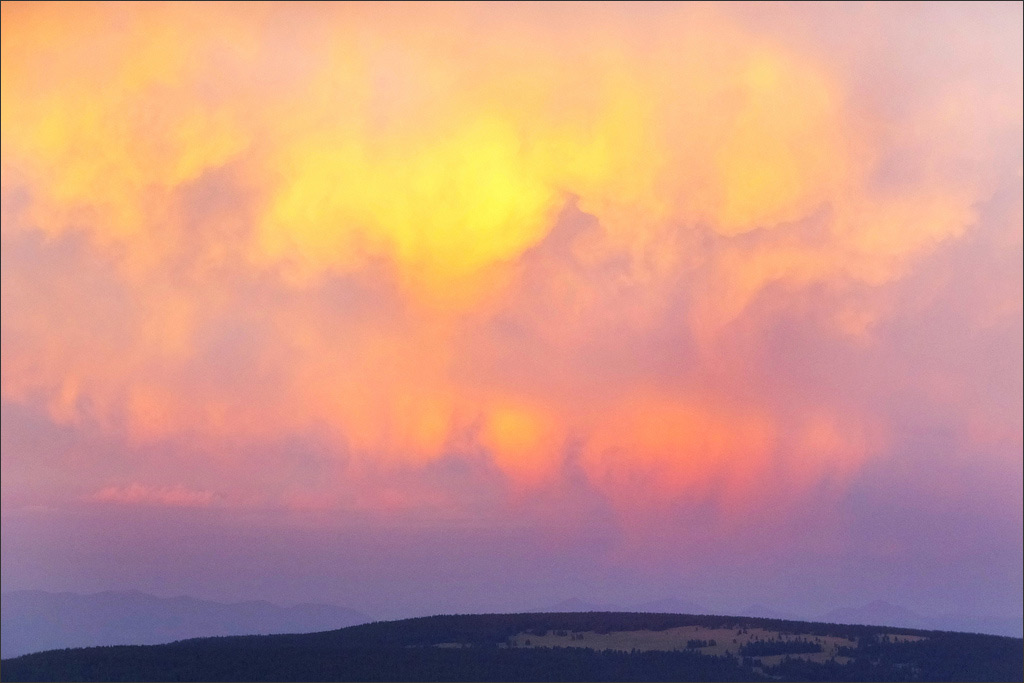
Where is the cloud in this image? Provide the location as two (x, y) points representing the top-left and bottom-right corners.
(89, 483), (217, 508)
(1, 1), (1020, 546)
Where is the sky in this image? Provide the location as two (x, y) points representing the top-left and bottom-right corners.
(2, 1), (1022, 626)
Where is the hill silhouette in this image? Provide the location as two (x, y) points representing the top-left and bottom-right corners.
(2, 611), (1021, 681)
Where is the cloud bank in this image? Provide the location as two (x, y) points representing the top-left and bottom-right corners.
(2, 1), (1021, 618)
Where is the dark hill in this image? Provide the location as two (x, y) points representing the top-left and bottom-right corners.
(2, 611), (1021, 682)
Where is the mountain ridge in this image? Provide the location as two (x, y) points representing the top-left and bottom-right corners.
(3, 610), (1021, 682)
(0, 589), (370, 659)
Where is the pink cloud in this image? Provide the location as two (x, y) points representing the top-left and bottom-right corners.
(89, 483), (217, 508)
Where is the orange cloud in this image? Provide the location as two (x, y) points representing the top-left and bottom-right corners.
(2, 2), (1020, 527)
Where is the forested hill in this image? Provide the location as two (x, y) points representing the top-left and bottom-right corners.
(3, 611), (1022, 682)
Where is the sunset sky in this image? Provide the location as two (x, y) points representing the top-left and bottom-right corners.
(2, 1), (1021, 625)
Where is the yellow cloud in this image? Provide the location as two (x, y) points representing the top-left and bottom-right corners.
(2, 2), (1015, 510)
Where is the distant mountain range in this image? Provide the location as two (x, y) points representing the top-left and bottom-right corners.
(0, 590), (370, 658)
(4, 590), (1019, 660)
(815, 600), (1022, 639)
